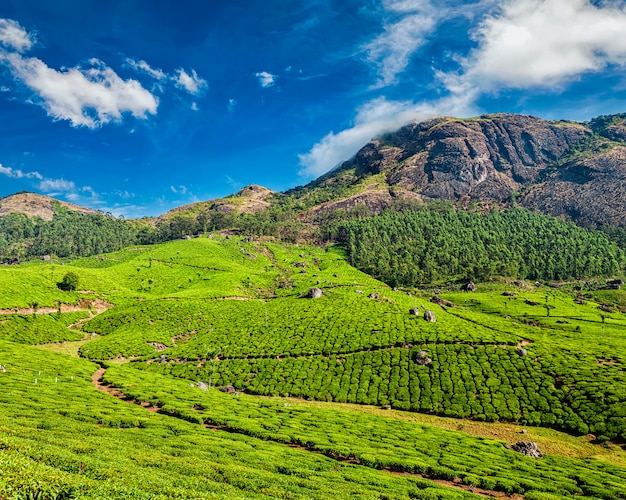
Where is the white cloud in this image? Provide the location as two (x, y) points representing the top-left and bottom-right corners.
(1, 54), (158, 128)
(0, 19), (159, 127)
(298, 94), (477, 177)
(173, 68), (207, 95)
(365, 0), (437, 87)
(255, 71), (276, 88)
(38, 178), (76, 193)
(0, 19), (34, 53)
(461, 0), (626, 89)
(126, 58), (166, 80)
(0, 164), (43, 179)
(113, 190), (134, 200)
(300, 0), (626, 179)
(228, 98), (237, 113)
(170, 185), (188, 195)
(37, 176), (103, 206)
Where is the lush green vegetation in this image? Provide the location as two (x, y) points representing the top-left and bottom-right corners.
(0, 208), (144, 262)
(0, 235), (625, 498)
(0, 312), (88, 344)
(103, 364), (626, 499)
(2, 339), (474, 499)
(336, 208), (625, 286)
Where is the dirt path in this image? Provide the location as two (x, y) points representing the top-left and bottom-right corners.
(91, 367), (524, 499)
(92, 367), (159, 412)
(0, 299), (113, 316)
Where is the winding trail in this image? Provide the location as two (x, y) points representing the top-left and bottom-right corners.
(91, 366), (523, 500)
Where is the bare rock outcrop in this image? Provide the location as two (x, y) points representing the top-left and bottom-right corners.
(506, 441), (543, 458)
(341, 114), (590, 203)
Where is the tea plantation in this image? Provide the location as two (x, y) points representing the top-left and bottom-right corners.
(0, 235), (625, 498)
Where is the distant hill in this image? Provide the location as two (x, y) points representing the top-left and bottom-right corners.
(156, 184), (275, 223)
(0, 192), (99, 221)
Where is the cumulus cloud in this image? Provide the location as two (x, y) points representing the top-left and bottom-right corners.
(0, 18), (160, 127)
(37, 177), (103, 206)
(0, 19), (34, 53)
(461, 0), (626, 89)
(299, 94), (477, 177)
(173, 68), (207, 95)
(0, 164), (43, 179)
(1, 161), (104, 205)
(255, 71), (276, 88)
(126, 58), (166, 80)
(1, 55), (159, 128)
(365, 0), (437, 87)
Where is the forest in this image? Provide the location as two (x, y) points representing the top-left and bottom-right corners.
(336, 208), (625, 286)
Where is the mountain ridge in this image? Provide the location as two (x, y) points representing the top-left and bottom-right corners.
(3, 112), (626, 230)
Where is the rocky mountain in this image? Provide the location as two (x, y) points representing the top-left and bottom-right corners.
(0, 192), (99, 221)
(318, 112), (626, 228)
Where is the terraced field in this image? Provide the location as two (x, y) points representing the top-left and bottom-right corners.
(0, 235), (625, 498)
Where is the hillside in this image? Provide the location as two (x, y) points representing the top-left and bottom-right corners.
(323, 113), (626, 228)
(0, 236), (625, 498)
(0, 191), (99, 221)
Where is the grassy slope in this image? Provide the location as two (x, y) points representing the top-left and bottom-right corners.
(0, 236), (625, 498)
(1, 339), (469, 499)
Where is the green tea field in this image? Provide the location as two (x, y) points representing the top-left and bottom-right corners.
(1, 235), (625, 499)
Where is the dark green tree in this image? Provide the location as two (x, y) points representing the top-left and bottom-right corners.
(58, 271), (80, 291)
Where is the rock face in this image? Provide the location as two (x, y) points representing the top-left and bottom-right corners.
(522, 145), (626, 227)
(341, 114), (590, 202)
(328, 112), (626, 229)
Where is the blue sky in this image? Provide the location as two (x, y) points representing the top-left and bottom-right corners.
(2, 0), (626, 217)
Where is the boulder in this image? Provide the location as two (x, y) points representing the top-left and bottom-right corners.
(515, 348), (528, 357)
(415, 350), (432, 365)
(196, 381), (208, 391)
(464, 281), (477, 292)
(431, 295), (455, 308)
(409, 308), (420, 316)
(506, 441), (543, 458)
(308, 288), (323, 299)
(218, 385), (238, 395)
(424, 310), (436, 322)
